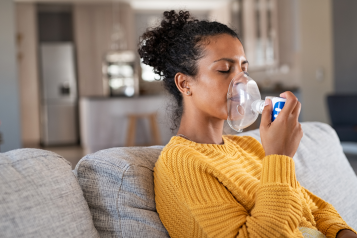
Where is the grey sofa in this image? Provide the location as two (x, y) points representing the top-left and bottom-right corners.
(1, 122), (357, 238)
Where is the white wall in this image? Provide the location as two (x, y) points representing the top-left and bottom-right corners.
(208, 1), (231, 26)
(333, 0), (357, 94)
(16, 3), (41, 146)
(0, 0), (22, 151)
(297, 0), (334, 123)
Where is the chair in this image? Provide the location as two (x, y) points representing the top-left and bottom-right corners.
(327, 94), (357, 142)
(125, 112), (161, 146)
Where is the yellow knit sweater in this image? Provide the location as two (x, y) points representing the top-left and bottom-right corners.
(153, 135), (356, 238)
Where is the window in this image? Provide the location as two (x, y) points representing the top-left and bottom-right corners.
(232, 0), (279, 69)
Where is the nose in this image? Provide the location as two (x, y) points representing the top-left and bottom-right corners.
(233, 66), (244, 75)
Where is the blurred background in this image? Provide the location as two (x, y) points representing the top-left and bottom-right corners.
(0, 0), (357, 170)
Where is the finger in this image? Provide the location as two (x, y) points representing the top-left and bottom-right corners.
(279, 91), (298, 117)
(261, 98), (272, 127)
(291, 101), (301, 121)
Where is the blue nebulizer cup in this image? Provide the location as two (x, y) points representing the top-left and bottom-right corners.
(226, 72), (286, 132)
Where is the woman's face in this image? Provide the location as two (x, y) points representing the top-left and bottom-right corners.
(189, 34), (248, 120)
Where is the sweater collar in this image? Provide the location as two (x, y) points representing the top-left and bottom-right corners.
(171, 135), (238, 156)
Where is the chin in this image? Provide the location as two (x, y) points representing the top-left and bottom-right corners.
(216, 112), (228, 121)
(209, 107), (228, 121)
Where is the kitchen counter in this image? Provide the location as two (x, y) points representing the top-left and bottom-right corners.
(80, 95), (174, 154)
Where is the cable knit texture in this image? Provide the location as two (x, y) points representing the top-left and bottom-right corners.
(153, 135), (356, 238)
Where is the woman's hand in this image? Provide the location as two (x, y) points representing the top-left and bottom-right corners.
(337, 230), (357, 238)
(260, 91), (303, 158)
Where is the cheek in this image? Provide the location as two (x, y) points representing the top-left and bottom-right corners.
(193, 78), (229, 118)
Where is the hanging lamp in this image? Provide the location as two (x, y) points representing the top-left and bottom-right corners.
(102, 1), (138, 97)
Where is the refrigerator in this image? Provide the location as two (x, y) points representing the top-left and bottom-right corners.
(39, 43), (78, 146)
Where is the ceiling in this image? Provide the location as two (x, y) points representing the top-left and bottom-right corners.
(15, 0), (231, 11)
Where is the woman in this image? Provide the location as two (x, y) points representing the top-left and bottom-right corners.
(138, 10), (356, 238)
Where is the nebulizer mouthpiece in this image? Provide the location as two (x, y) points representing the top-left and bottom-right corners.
(227, 72), (266, 132)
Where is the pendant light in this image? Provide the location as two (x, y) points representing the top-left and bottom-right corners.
(102, 0), (138, 97)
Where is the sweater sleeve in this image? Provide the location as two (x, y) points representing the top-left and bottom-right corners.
(156, 153), (305, 238)
(301, 187), (357, 237)
(245, 154), (303, 237)
(188, 155), (303, 237)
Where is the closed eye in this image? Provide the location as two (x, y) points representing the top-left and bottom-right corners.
(218, 70), (230, 73)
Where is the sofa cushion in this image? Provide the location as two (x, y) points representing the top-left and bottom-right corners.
(0, 149), (99, 238)
(75, 146), (169, 238)
(240, 122), (357, 229)
(76, 122), (357, 237)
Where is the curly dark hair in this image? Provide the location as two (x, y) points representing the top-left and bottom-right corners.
(138, 10), (240, 131)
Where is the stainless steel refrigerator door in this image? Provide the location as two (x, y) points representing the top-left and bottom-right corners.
(41, 102), (78, 145)
(40, 43), (77, 101)
(39, 42), (79, 145)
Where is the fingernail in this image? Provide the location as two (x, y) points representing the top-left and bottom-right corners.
(264, 99), (270, 106)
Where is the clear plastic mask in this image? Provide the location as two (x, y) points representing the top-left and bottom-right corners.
(227, 72), (262, 132)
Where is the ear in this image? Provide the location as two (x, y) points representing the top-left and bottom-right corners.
(174, 72), (191, 96)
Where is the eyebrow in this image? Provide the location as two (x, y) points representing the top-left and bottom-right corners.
(213, 58), (249, 65)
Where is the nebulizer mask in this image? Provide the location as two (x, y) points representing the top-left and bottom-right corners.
(227, 72), (268, 132)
